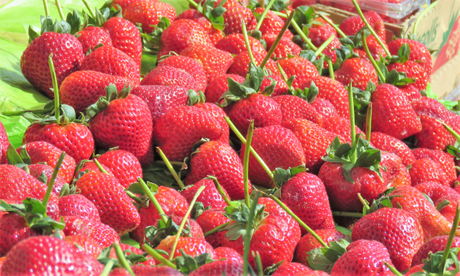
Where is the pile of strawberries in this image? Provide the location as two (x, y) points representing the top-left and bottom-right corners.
(1, 0), (460, 274)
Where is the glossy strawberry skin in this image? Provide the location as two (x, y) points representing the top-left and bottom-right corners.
(415, 115), (456, 151)
(96, 150), (143, 189)
(155, 236), (215, 259)
(311, 98), (340, 118)
(181, 178), (230, 210)
(196, 209), (231, 248)
(278, 57), (320, 88)
(272, 95), (323, 126)
(0, 214), (39, 257)
(76, 26), (112, 54)
(89, 94), (154, 166)
(59, 194), (101, 222)
(408, 158), (449, 186)
(387, 61), (428, 91)
(23, 122), (94, 164)
(412, 236), (460, 266)
(109, 243), (156, 266)
(158, 55), (208, 92)
(194, 102), (230, 144)
(339, 11), (385, 40)
(412, 148), (457, 186)
(63, 216), (120, 248)
(185, 141), (250, 200)
(215, 33), (266, 55)
(189, 260), (244, 276)
(263, 75), (289, 97)
(294, 229), (346, 265)
(123, 0), (176, 34)
(321, 116), (366, 143)
(227, 50), (279, 77)
(140, 66), (198, 90)
(63, 234), (103, 259)
(415, 182), (460, 222)
(388, 38), (433, 76)
(217, 0), (256, 35)
(27, 163), (67, 195)
(272, 262), (312, 276)
(205, 74), (245, 104)
(21, 32), (84, 98)
(335, 58), (378, 91)
(370, 132), (416, 166)
(214, 247), (243, 263)
(253, 7), (293, 39)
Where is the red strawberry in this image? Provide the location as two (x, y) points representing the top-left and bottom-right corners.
(412, 148), (457, 186)
(21, 32), (84, 98)
(189, 260), (243, 276)
(76, 26), (112, 54)
(370, 132), (416, 166)
(280, 172), (335, 233)
(263, 74), (289, 96)
(181, 178), (230, 210)
(415, 182), (460, 222)
(240, 125), (306, 188)
(408, 158), (449, 186)
(108, 243), (156, 266)
(63, 216), (120, 248)
(59, 194), (101, 222)
(123, 0), (176, 33)
(415, 115), (456, 151)
(278, 56), (320, 88)
(272, 95), (323, 125)
(352, 207), (424, 271)
(214, 247), (243, 262)
(155, 236), (215, 259)
(205, 74), (245, 104)
(176, 9), (225, 45)
(80, 45), (140, 86)
(264, 34), (302, 59)
(294, 229), (346, 265)
(111, 0), (137, 11)
(215, 33), (266, 55)
(335, 58), (378, 90)
(272, 263), (312, 276)
(185, 140), (250, 200)
(371, 84), (422, 140)
(196, 209), (231, 248)
(0, 122), (8, 164)
(253, 7), (293, 39)
(227, 50), (279, 77)
(308, 27), (340, 64)
(311, 97), (340, 118)
(63, 234), (102, 259)
(180, 44), (234, 82)
(88, 89), (154, 166)
(27, 164), (67, 195)
(217, 0), (256, 35)
(75, 160), (114, 176)
(96, 149), (142, 189)
(18, 141), (76, 183)
(157, 55), (208, 91)
(388, 39), (433, 76)
(140, 65), (198, 90)
(412, 97), (452, 121)
(0, 213), (39, 257)
(399, 85), (422, 103)
(339, 10), (385, 40)
(321, 116), (366, 143)
(194, 102), (230, 144)
(103, 17), (142, 68)
(387, 60), (428, 91)
(153, 105), (224, 162)
(1, 236), (103, 275)
(412, 235), (460, 266)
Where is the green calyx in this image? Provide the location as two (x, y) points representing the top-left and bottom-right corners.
(196, 0), (226, 31)
(97, 244), (152, 269)
(250, 0), (291, 12)
(28, 11), (82, 43)
(299, 50), (324, 74)
(187, 90), (207, 106)
(174, 250), (215, 275)
(86, 83), (131, 120)
(142, 17), (171, 54)
(290, 80), (319, 103)
(144, 216), (190, 248)
(273, 165), (307, 188)
(307, 238), (351, 273)
(222, 199), (268, 241)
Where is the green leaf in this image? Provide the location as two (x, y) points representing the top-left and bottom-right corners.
(397, 43), (411, 63)
(120, 234), (140, 249)
(307, 239), (351, 273)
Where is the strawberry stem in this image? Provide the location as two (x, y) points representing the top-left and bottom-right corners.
(384, 261), (403, 276)
(42, 152), (65, 209)
(253, 251), (264, 276)
(137, 177), (168, 224)
(440, 204), (460, 272)
(327, 58), (335, 80)
(157, 147), (185, 190)
(81, 0), (96, 19)
(260, 10), (295, 69)
(99, 259), (115, 276)
(314, 35), (335, 57)
(94, 159), (109, 175)
(441, 121), (460, 141)
(357, 193), (371, 213)
(224, 117), (275, 181)
(204, 221), (231, 237)
(48, 54), (60, 121)
(365, 102), (373, 142)
(262, 192), (329, 248)
(243, 191), (262, 275)
(242, 20), (257, 66)
(362, 33), (385, 83)
(169, 185), (206, 261)
(318, 14), (348, 39)
(114, 242), (135, 276)
(276, 62), (289, 83)
(255, 0), (277, 30)
(350, 0), (391, 57)
(42, 0), (50, 17)
(412, 1), (438, 35)
(184, 0), (199, 8)
(243, 120), (254, 207)
(332, 211), (364, 218)
(208, 176), (232, 206)
(142, 244), (177, 269)
(54, 0), (65, 20)
(348, 83), (357, 161)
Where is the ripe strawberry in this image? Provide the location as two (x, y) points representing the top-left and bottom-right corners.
(408, 158), (449, 186)
(388, 61), (429, 92)
(299, 77), (350, 119)
(412, 236), (460, 266)
(370, 132), (416, 166)
(214, 247), (243, 262)
(330, 240), (394, 275)
(80, 45), (140, 86)
(0, 122), (8, 164)
(321, 116), (366, 143)
(335, 58), (378, 90)
(272, 95), (323, 125)
(371, 84), (422, 140)
(111, 0), (137, 11)
(189, 260), (244, 276)
(280, 172), (335, 233)
(103, 17), (143, 68)
(59, 194), (101, 222)
(155, 236), (215, 259)
(263, 74), (289, 96)
(253, 7), (293, 39)
(75, 160), (114, 176)
(130, 85), (188, 126)
(63, 234), (102, 259)
(294, 229), (346, 265)
(412, 97), (452, 121)
(339, 10), (386, 40)
(63, 216), (120, 248)
(415, 182), (460, 222)
(240, 125), (306, 188)
(215, 33), (266, 55)
(205, 74), (245, 104)
(185, 140), (250, 200)
(282, 118), (336, 173)
(278, 56), (320, 88)
(1, 236), (103, 275)
(76, 26), (112, 54)
(88, 88), (154, 166)
(158, 55), (208, 91)
(176, 9), (225, 45)
(18, 141), (76, 183)
(96, 149), (142, 189)
(76, 171), (140, 235)
(415, 115), (456, 151)
(352, 207), (424, 271)
(123, 0), (176, 33)
(217, 0), (256, 35)
(227, 50), (280, 77)
(388, 39), (433, 76)
(108, 243), (156, 266)
(140, 65), (198, 90)
(21, 32), (84, 98)
(0, 213), (39, 257)
(131, 266), (183, 275)
(311, 98), (340, 118)
(272, 263), (313, 276)
(181, 178), (230, 210)
(153, 105), (224, 162)
(399, 85), (422, 103)
(308, 28), (340, 64)
(180, 44), (234, 82)
(159, 19), (213, 58)
(27, 164), (67, 195)
(412, 148), (457, 186)
(193, 102), (230, 144)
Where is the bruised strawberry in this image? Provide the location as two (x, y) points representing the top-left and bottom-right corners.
(123, 0), (176, 34)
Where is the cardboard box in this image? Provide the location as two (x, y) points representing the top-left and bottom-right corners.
(312, 0), (460, 99)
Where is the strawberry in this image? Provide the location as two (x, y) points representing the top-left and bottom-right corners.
(1, 236), (103, 275)
(339, 10), (386, 41)
(59, 71), (128, 114)
(175, 9), (225, 45)
(76, 26), (112, 54)
(278, 56), (320, 89)
(205, 74), (246, 104)
(103, 17), (143, 68)
(18, 141), (76, 183)
(311, 98), (340, 118)
(0, 213), (39, 257)
(88, 86), (154, 166)
(21, 32), (84, 98)
(96, 149), (142, 189)
(180, 44), (234, 82)
(131, 266), (183, 275)
(140, 65), (199, 90)
(188, 260), (244, 276)
(80, 45), (140, 86)
(227, 50), (280, 77)
(27, 164), (67, 195)
(408, 158), (449, 186)
(240, 125), (306, 188)
(330, 240), (395, 275)
(294, 229), (346, 265)
(0, 122), (8, 164)
(415, 115), (456, 151)
(370, 132), (416, 166)
(153, 105), (224, 162)
(308, 27), (341, 64)
(155, 236), (215, 259)
(272, 95), (323, 125)
(387, 60), (428, 91)
(282, 118), (336, 173)
(263, 74), (289, 96)
(59, 194), (101, 222)
(159, 19), (213, 58)
(217, 0), (256, 35)
(335, 58), (378, 90)
(157, 55), (208, 92)
(196, 209), (231, 248)
(370, 84), (422, 140)
(193, 102), (230, 144)
(415, 182), (460, 222)
(123, 0), (176, 34)
(108, 243), (156, 266)
(399, 85), (422, 103)
(321, 116), (366, 143)
(214, 247), (243, 262)
(76, 171), (140, 235)
(63, 234), (102, 259)
(412, 235), (460, 266)
(185, 140), (250, 200)
(388, 39), (433, 76)
(111, 0), (138, 10)
(412, 148), (457, 186)
(130, 85), (189, 126)
(215, 33), (266, 55)
(352, 207), (424, 271)
(63, 216), (120, 248)
(280, 172), (335, 233)
(253, 7), (293, 39)
(181, 178), (230, 210)
(76, 160), (114, 176)
(272, 263), (313, 276)
(299, 77), (350, 119)
(411, 97), (452, 121)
